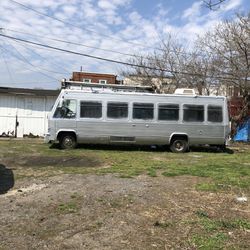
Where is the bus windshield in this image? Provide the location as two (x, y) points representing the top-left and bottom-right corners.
(53, 99), (76, 119)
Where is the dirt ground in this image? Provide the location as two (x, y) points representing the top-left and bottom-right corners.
(0, 143), (250, 250)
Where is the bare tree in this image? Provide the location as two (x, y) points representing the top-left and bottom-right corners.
(198, 12), (250, 135)
(181, 40), (226, 96)
(122, 35), (188, 93)
(200, 14), (249, 94)
(203, 0), (228, 10)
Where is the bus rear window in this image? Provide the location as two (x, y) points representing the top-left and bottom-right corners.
(208, 105), (223, 122)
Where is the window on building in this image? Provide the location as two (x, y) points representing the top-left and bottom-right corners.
(53, 99), (77, 119)
(83, 79), (91, 83)
(107, 102), (128, 119)
(99, 80), (107, 84)
(183, 104), (204, 122)
(133, 103), (154, 120)
(158, 104), (179, 121)
(208, 105), (223, 122)
(80, 101), (102, 118)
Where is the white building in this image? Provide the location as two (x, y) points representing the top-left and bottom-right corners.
(0, 87), (59, 138)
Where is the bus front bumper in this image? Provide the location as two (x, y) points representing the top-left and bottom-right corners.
(44, 133), (55, 143)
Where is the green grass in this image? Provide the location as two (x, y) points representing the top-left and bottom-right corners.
(192, 232), (228, 250)
(190, 210), (250, 249)
(1, 140), (250, 192)
(57, 201), (78, 214)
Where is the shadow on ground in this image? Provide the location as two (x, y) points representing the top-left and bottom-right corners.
(0, 164), (14, 194)
(50, 142), (234, 154)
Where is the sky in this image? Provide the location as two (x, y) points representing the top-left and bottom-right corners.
(0, 0), (249, 89)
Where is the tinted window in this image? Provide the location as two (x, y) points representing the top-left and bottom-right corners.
(183, 104), (204, 122)
(107, 102), (128, 119)
(133, 103), (154, 120)
(208, 105), (223, 122)
(158, 104), (179, 121)
(80, 101), (102, 118)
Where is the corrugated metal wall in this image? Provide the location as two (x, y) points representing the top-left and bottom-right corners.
(0, 94), (56, 137)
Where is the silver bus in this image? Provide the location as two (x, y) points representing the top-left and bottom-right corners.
(45, 86), (230, 152)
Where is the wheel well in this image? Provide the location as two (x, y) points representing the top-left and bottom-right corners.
(170, 134), (189, 145)
(57, 131), (77, 142)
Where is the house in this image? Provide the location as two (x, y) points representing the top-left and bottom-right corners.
(70, 71), (118, 85)
(123, 74), (174, 93)
(0, 87), (59, 138)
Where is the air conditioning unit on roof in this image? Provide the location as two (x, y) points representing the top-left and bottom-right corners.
(174, 88), (196, 95)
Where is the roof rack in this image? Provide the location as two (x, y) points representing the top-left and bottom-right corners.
(61, 79), (154, 93)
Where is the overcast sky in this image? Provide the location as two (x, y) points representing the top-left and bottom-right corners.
(0, 0), (249, 89)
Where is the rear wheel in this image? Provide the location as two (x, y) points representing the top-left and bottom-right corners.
(59, 134), (76, 149)
(170, 139), (188, 153)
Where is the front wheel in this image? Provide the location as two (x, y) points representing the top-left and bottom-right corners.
(170, 139), (188, 153)
(59, 134), (77, 149)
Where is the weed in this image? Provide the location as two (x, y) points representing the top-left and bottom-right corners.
(57, 202), (78, 214)
(192, 232), (228, 249)
(195, 211), (250, 232)
(96, 221), (103, 227)
(196, 182), (219, 192)
(195, 210), (210, 218)
(153, 221), (172, 228)
(147, 168), (157, 177)
(219, 219), (250, 230)
(70, 193), (78, 199)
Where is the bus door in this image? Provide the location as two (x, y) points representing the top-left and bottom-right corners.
(53, 99), (77, 131)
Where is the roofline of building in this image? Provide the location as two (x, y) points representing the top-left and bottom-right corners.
(125, 74), (173, 79)
(0, 87), (60, 96)
(72, 71), (117, 77)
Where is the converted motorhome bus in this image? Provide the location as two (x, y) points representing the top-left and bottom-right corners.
(45, 83), (230, 152)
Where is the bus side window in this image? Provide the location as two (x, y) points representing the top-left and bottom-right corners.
(80, 101), (102, 118)
(183, 104), (204, 122)
(107, 102), (128, 119)
(53, 99), (76, 119)
(208, 105), (223, 122)
(158, 104), (179, 121)
(133, 103), (154, 120)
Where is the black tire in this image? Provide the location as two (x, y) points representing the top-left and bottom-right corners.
(170, 139), (188, 153)
(59, 134), (77, 149)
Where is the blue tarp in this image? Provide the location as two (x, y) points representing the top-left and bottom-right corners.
(234, 118), (250, 142)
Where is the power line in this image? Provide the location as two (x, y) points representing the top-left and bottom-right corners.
(1, 28), (143, 59)
(0, 33), (243, 82)
(11, 39), (70, 75)
(1, 27), (201, 59)
(0, 46), (15, 83)
(9, 41), (65, 76)
(4, 27), (227, 75)
(0, 33), (169, 71)
(8, 0), (162, 52)
(0, 39), (60, 81)
(4, 27), (248, 63)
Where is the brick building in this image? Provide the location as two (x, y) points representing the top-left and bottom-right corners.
(70, 71), (118, 85)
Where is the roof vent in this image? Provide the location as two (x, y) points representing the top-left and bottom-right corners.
(174, 88), (196, 95)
